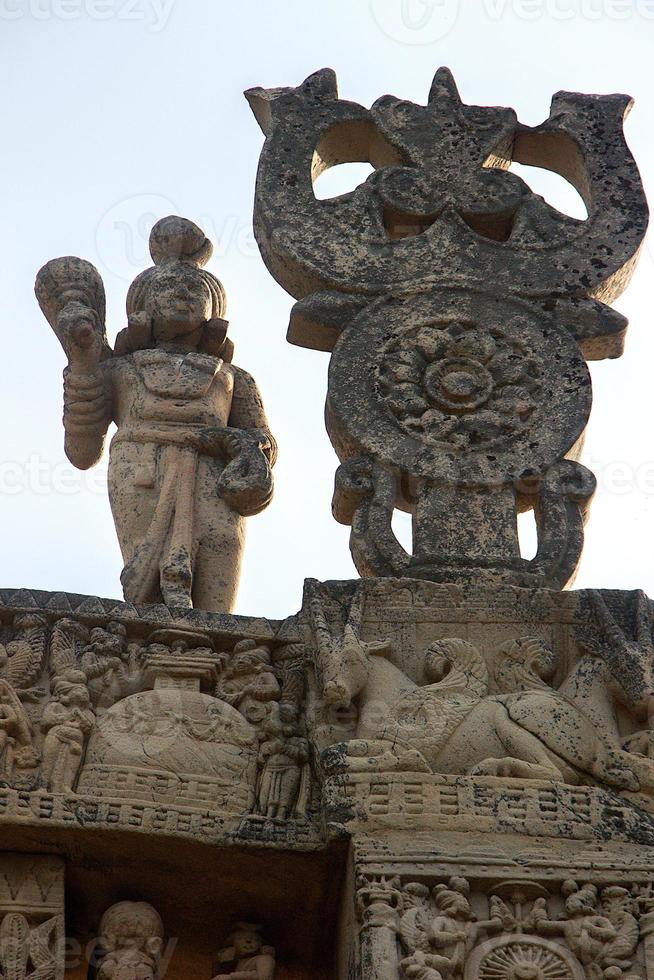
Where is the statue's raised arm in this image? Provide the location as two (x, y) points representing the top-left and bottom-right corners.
(35, 256), (112, 470)
(35, 215), (276, 613)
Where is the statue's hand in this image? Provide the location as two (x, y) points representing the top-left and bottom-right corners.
(57, 301), (103, 373)
(215, 428), (274, 516)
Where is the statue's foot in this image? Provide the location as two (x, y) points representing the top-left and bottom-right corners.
(469, 756), (562, 781)
(603, 762), (640, 793)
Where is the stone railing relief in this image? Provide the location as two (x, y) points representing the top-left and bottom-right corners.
(249, 68), (648, 588)
(36, 215), (277, 613)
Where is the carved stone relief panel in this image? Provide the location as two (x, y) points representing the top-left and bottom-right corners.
(0, 855), (65, 980)
(0, 594), (315, 846)
(303, 579), (654, 838)
(355, 870), (654, 980)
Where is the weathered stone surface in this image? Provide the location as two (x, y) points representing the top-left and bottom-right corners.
(0, 580), (652, 976)
(35, 216), (276, 613)
(0, 854), (64, 980)
(248, 69), (648, 588)
(7, 66), (652, 980)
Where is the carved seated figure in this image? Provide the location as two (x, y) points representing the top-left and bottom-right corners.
(36, 215), (276, 612)
(213, 924), (275, 980)
(321, 636), (646, 796)
(96, 901), (165, 980)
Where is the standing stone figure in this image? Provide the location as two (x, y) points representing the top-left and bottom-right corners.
(40, 671), (94, 793)
(255, 703), (310, 820)
(35, 216), (277, 612)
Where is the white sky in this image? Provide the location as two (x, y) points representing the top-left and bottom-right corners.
(1, 0), (653, 618)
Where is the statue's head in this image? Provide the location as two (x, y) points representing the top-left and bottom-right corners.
(122, 216), (231, 358)
(224, 923), (264, 959)
(562, 880), (597, 917)
(401, 882), (430, 910)
(52, 670), (90, 707)
(432, 878), (472, 918)
(229, 639), (272, 674)
(99, 900), (164, 957)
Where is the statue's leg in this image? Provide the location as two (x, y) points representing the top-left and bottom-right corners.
(191, 457), (244, 613)
(503, 693), (639, 791)
(108, 443), (160, 602)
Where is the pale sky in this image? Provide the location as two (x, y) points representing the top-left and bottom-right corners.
(1, 0), (653, 618)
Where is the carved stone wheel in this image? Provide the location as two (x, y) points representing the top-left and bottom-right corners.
(327, 285), (591, 487)
(464, 936), (584, 980)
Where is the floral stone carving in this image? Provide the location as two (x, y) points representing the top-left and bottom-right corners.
(35, 216), (276, 613)
(248, 68), (648, 587)
(0, 855), (65, 980)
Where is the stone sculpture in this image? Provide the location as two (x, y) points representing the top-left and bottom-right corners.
(212, 924), (275, 980)
(4, 66), (651, 980)
(40, 670), (94, 793)
(317, 623), (645, 794)
(95, 902), (165, 980)
(0, 856), (64, 980)
(35, 216), (276, 612)
(248, 68), (648, 588)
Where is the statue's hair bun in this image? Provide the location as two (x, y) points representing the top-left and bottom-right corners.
(149, 215), (213, 268)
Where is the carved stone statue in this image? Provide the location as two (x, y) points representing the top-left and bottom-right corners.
(255, 703), (310, 820)
(248, 67), (648, 588)
(534, 881), (624, 979)
(96, 901), (165, 980)
(216, 641), (280, 727)
(36, 215), (277, 612)
(321, 633), (645, 794)
(400, 877), (501, 980)
(40, 670), (94, 793)
(213, 924), (275, 980)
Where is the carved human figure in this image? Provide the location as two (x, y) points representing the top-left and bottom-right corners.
(255, 703), (310, 820)
(212, 924), (275, 980)
(40, 671), (94, 792)
(534, 881), (619, 978)
(216, 641), (280, 727)
(36, 215), (276, 612)
(81, 622), (145, 707)
(399, 887), (442, 980)
(0, 679), (38, 777)
(96, 901), (165, 980)
(405, 877), (502, 980)
(599, 887), (642, 978)
(399, 883), (432, 950)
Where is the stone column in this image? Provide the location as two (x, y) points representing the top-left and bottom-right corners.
(356, 877), (401, 980)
